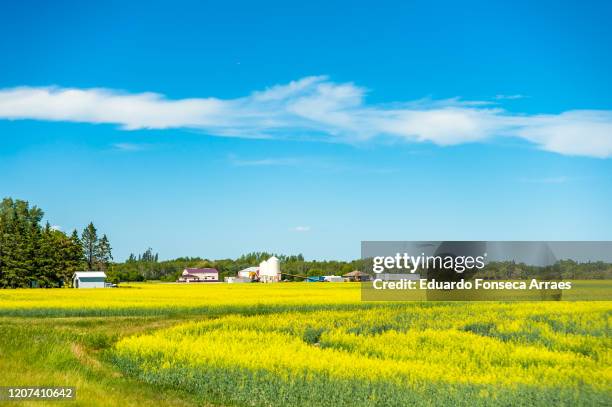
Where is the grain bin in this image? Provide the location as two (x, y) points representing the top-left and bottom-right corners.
(267, 256), (280, 275)
(259, 259), (268, 276)
(259, 256), (280, 282)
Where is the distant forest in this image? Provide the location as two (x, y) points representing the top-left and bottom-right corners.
(472, 260), (612, 280)
(109, 250), (365, 283)
(1, 198), (610, 287)
(109, 251), (612, 283)
(0, 198), (364, 287)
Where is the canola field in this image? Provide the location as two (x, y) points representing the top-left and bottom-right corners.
(113, 302), (611, 406)
(0, 283), (611, 406)
(0, 282), (361, 317)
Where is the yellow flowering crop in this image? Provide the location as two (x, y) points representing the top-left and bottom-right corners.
(1, 282), (610, 405)
(111, 294), (611, 406)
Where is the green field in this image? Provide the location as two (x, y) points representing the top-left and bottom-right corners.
(0, 283), (610, 406)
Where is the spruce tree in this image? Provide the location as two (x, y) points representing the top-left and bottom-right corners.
(0, 198), (94, 288)
(68, 230), (84, 271)
(81, 222), (98, 270)
(55, 229), (84, 286)
(96, 234), (113, 271)
(0, 198), (44, 288)
(36, 223), (56, 287)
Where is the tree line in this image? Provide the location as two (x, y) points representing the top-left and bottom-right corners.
(0, 198), (113, 288)
(109, 251), (365, 283)
(3, 198), (610, 288)
(0, 198), (362, 287)
(471, 260), (612, 280)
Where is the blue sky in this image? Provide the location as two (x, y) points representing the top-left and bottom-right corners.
(1, 0), (611, 260)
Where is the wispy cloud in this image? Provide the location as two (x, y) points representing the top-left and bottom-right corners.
(228, 154), (302, 167)
(112, 142), (150, 151)
(495, 94), (527, 100)
(290, 226), (311, 232)
(0, 77), (611, 157)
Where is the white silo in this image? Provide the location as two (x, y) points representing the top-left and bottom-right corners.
(259, 259), (268, 277)
(267, 256), (280, 276)
(259, 256), (280, 282)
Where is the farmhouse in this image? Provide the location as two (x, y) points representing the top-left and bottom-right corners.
(343, 270), (371, 282)
(178, 268), (219, 283)
(72, 271), (107, 288)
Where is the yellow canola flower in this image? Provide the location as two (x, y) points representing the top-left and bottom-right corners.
(114, 303), (612, 391)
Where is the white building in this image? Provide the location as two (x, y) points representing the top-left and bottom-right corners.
(178, 268), (219, 283)
(73, 271), (107, 288)
(237, 266), (259, 279)
(259, 256), (281, 283)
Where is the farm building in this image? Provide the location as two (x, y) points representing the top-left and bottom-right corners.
(259, 256), (281, 283)
(72, 271), (107, 288)
(305, 276), (325, 282)
(324, 275), (344, 282)
(237, 266), (259, 279)
(343, 270), (371, 282)
(227, 257), (281, 283)
(178, 268), (219, 283)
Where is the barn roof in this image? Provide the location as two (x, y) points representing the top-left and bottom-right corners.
(73, 271), (107, 278)
(238, 267), (259, 273)
(342, 270), (368, 277)
(184, 268), (218, 274)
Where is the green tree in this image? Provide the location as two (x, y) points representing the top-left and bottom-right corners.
(96, 234), (113, 271)
(68, 230), (84, 270)
(81, 223), (98, 270)
(0, 198), (44, 288)
(36, 223), (58, 287)
(62, 230), (84, 284)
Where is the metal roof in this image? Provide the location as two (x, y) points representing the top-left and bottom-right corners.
(184, 268), (218, 274)
(73, 271), (107, 278)
(343, 270), (369, 277)
(238, 266), (259, 273)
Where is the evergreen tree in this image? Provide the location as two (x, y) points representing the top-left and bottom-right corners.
(81, 222), (98, 270)
(96, 234), (113, 271)
(64, 230), (84, 283)
(36, 223), (57, 287)
(0, 198), (44, 288)
(0, 198), (104, 288)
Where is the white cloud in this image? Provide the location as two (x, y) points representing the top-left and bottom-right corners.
(50, 225), (62, 231)
(514, 111), (612, 158)
(229, 156), (301, 167)
(495, 94), (526, 100)
(113, 142), (149, 151)
(291, 226), (311, 232)
(0, 77), (611, 158)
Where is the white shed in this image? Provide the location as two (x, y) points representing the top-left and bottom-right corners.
(73, 271), (107, 288)
(237, 266), (259, 279)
